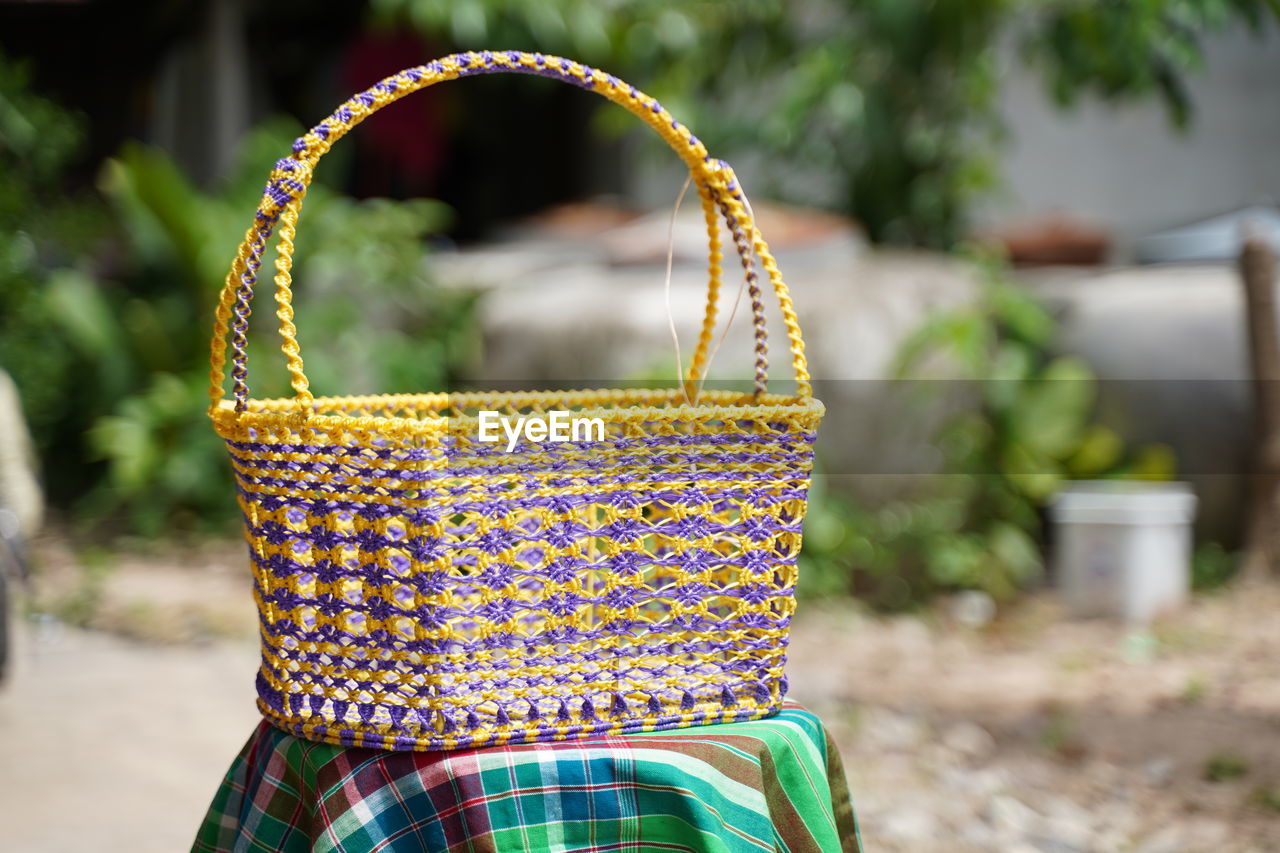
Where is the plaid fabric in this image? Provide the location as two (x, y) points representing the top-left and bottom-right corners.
(193, 702), (861, 853)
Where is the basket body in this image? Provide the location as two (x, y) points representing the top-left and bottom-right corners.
(216, 389), (822, 750)
(208, 51), (825, 751)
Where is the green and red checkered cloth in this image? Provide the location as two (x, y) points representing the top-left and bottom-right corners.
(193, 701), (861, 852)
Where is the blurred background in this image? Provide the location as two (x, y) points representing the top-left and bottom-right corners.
(1, 1), (1279, 850)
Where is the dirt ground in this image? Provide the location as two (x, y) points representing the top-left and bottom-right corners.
(788, 591), (1280, 852)
(2, 537), (1278, 852)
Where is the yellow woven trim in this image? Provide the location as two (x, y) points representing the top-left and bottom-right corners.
(257, 699), (781, 751)
(236, 385), (819, 413)
(211, 390), (824, 439)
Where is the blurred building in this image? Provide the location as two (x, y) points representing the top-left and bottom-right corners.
(980, 23), (1280, 260)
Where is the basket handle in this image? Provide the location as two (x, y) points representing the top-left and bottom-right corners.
(208, 51), (813, 412)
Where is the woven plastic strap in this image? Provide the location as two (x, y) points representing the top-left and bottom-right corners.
(208, 51), (813, 412)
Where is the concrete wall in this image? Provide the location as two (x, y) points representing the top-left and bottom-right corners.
(978, 23), (1280, 258)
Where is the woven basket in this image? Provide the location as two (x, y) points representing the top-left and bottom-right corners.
(209, 51), (824, 751)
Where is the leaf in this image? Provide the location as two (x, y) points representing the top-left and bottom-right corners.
(1120, 443), (1178, 482)
(990, 280), (1056, 347)
(1003, 440), (1063, 502)
(121, 298), (179, 373)
(892, 310), (990, 379)
(1066, 424), (1123, 478)
(988, 521), (1043, 587)
(44, 268), (120, 359)
(100, 143), (211, 289)
(1008, 355), (1096, 459)
(88, 412), (155, 493)
(449, 0), (488, 43)
(804, 506), (849, 554)
(924, 533), (986, 587)
(984, 340), (1034, 411)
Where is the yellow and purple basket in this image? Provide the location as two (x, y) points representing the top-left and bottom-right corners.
(208, 51), (824, 751)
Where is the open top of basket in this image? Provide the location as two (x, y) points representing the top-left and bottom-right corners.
(212, 388), (825, 434)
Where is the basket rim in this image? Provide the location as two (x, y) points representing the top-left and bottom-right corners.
(211, 386), (825, 436)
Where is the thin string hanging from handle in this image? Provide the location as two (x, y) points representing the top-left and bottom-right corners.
(665, 175), (694, 407)
(700, 188), (758, 401)
(664, 175), (752, 407)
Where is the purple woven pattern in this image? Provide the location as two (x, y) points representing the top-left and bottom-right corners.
(225, 390), (821, 750)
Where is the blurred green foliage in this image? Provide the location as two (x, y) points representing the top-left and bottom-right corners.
(0, 56), (477, 536)
(1191, 541), (1239, 590)
(374, 0), (1280, 247)
(1022, 0), (1280, 128)
(799, 252), (1175, 607)
(1203, 752), (1251, 782)
(0, 58), (108, 487)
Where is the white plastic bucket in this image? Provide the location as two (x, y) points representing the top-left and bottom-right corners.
(1049, 481), (1197, 623)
